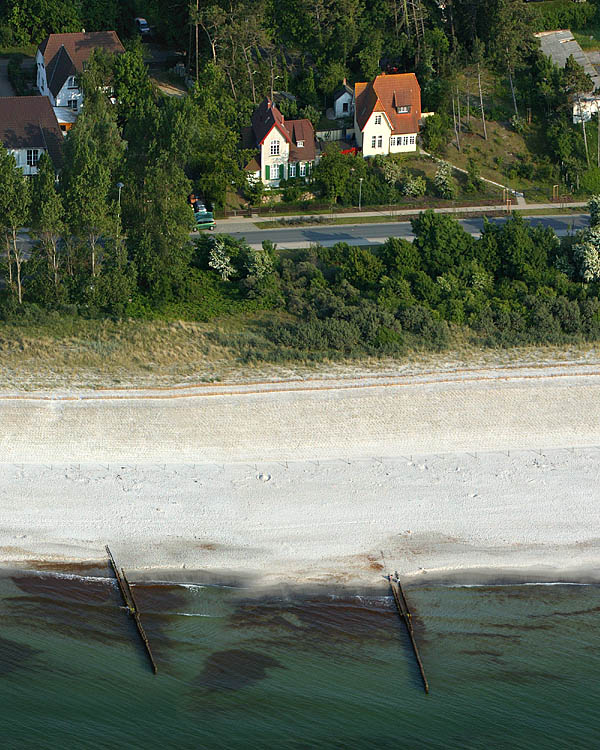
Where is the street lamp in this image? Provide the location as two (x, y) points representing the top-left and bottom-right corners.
(117, 181), (124, 209)
(358, 177), (363, 211)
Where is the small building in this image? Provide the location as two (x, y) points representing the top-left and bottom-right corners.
(354, 72), (421, 156)
(535, 29), (600, 123)
(36, 31), (125, 115)
(333, 78), (354, 119)
(0, 96), (64, 175)
(243, 98), (317, 186)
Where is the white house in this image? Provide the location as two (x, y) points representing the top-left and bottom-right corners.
(36, 31), (124, 121)
(354, 72), (421, 156)
(243, 98), (317, 187)
(333, 78), (354, 119)
(0, 97), (64, 175)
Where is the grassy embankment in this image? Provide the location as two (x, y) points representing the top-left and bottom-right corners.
(1, 314), (599, 390)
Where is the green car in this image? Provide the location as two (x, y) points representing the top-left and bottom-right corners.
(193, 208), (216, 231)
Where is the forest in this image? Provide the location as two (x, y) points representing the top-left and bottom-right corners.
(2, 0), (600, 361)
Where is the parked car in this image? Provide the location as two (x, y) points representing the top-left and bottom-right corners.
(135, 17), (151, 36)
(188, 193), (216, 231)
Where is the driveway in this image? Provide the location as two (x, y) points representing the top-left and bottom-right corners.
(0, 58), (15, 96)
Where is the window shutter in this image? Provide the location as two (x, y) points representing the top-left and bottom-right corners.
(279, 164), (284, 179)
(265, 164), (270, 180)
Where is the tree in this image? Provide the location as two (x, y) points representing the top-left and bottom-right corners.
(573, 226), (600, 282)
(588, 195), (600, 227)
(62, 88), (125, 278)
(208, 237), (234, 280)
(421, 114), (450, 154)
(433, 161), (457, 199)
(563, 55), (595, 167)
(411, 210), (474, 278)
(491, 0), (534, 118)
(0, 149), (31, 304)
(126, 156), (193, 298)
(31, 153), (64, 300)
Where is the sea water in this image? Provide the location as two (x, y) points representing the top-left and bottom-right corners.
(0, 571), (599, 749)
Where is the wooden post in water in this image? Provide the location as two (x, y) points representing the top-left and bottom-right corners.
(389, 571), (429, 693)
(105, 545), (158, 674)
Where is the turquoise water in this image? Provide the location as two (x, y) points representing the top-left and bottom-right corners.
(0, 572), (599, 749)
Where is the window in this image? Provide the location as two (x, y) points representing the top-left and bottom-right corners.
(342, 102), (348, 113)
(67, 99), (78, 111)
(409, 135), (415, 144)
(297, 139), (304, 148)
(396, 105), (410, 114)
(371, 135), (376, 148)
(27, 149), (39, 167)
(403, 136), (409, 145)
(390, 136), (396, 147)
(270, 139), (280, 155)
(289, 163), (296, 177)
(374, 114), (382, 125)
(377, 135), (382, 148)
(67, 75), (77, 89)
(299, 162), (306, 177)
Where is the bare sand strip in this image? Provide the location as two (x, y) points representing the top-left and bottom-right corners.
(1, 365), (599, 584)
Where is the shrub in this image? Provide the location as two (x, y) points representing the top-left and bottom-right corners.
(433, 161), (457, 199)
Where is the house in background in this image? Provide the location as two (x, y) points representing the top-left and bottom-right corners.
(535, 29), (600, 123)
(36, 31), (125, 120)
(333, 78), (354, 119)
(0, 96), (64, 175)
(243, 98), (317, 186)
(354, 72), (421, 156)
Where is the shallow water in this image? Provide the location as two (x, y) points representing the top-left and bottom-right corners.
(0, 572), (598, 749)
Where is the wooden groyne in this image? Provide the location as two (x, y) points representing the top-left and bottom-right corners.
(389, 572), (429, 694)
(106, 545), (158, 674)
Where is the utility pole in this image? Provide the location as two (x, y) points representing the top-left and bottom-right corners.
(359, 177), (363, 211)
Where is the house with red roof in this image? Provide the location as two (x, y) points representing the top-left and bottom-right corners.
(243, 98), (317, 186)
(354, 73), (421, 156)
(36, 31), (124, 123)
(0, 97), (64, 175)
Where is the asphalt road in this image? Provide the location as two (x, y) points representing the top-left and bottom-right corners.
(225, 214), (590, 249)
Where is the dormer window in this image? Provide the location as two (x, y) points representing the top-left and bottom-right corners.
(374, 114), (382, 125)
(397, 105), (410, 113)
(270, 139), (280, 155)
(67, 75), (78, 89)
(297, 139), (304, 148)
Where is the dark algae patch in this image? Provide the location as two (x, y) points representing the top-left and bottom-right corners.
(196, 649), (283, 691)
(0, 635), (41, 675)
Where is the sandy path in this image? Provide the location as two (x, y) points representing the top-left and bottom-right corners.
(1, 365), (599, 583)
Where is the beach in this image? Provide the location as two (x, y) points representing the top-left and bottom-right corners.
(1, 363), (599, 585)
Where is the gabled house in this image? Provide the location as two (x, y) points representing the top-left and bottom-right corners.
(243, 98), (317, 186)
(36, 31), (125, 115)
(354, 73), (421, 156)
(333, 78), (354, 119)
(0, 96), (64, 175)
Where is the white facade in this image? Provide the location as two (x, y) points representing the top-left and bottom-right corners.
(8, 147), (47, 176)
(334, 90), (354, 119)
(259, 127), (290, 185)
(36, 50), (83, 111)
(257, 126), (313, 186)
(355, 111), (417, 156)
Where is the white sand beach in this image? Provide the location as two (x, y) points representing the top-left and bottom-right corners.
(1, 363), (599, 584)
